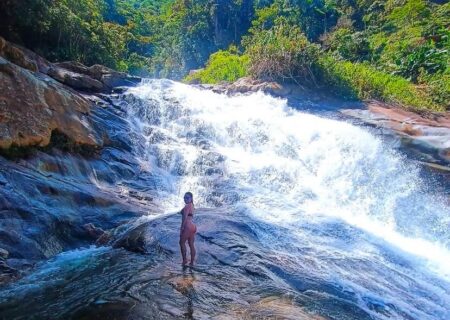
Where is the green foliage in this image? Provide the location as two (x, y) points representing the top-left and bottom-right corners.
(322, 27), (371, 62)
(244, 23), (321, 83)
(184, 49), (249, 84)
(0, 0), (151, 71)
(148, 0), (255, 79)
(393, 43), (448, 82)
(318, 55), (442, 111)
(0, 0), (448, 112)
(418, 67), (450, 108)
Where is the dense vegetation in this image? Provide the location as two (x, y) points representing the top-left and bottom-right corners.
(0, 0), (448, 110)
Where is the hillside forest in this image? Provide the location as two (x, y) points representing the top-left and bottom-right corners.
(0, 0), (448, 111)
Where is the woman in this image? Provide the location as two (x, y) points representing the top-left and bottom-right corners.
(179, 192), (197, 266)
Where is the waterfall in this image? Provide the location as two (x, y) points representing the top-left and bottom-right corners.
(123, 79), (450, 280)
(1, 79), (448, 320)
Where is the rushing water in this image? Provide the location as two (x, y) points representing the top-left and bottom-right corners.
(1, 79), (449, 319)
(124, 80), (449, 274)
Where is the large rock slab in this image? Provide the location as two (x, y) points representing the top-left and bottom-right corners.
(342, 101), (450, 163)
(54, 61), (141, 92)
(47, 65), (104, 91)
(0, 56), (102, 151)
(0, 36), (140, 94)
(0, 36), (50, 73)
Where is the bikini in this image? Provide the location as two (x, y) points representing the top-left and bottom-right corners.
(180, 208), (194, 217)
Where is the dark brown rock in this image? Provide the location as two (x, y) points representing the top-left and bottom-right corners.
(48, 65), (103, 91)
(96, 232), (112, 246)
(54, 61), (141, 92)
(83, 223), (112, 246)
(0, 36), (51, 74)
(53, 61), (90, 75)
(0, 56), (102, 150)
(208, 77), (293, 97)
(0, 36), (37, 72)
(83, 223), (106, 239)
(0, 247), (18, 285)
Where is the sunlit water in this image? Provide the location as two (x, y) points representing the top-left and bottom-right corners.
(124, 79), (450, 317)
(127, 80), (449, 269)
(1, 79), (449, 319)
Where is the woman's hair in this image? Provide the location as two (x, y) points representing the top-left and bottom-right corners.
(185, 192), (194, 205)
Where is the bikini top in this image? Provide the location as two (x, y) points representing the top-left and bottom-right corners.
(180, 205), (194, 217)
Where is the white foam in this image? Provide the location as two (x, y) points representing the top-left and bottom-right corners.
(126, 80), (450, 282)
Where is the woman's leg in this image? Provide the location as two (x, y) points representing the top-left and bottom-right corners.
(188, 230), (196, 266)
(179, 234), (188, 265)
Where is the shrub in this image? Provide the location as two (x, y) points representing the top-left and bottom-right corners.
(419, 68), (450, 109)
(243, 23), (321, 84)
(318, 55), (443, 111)
(184, 49), (249, 84)
(322, 27), (371, 62)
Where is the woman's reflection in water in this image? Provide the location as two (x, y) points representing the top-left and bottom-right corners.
(175, 266), (195, 319)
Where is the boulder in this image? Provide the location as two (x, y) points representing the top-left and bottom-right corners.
(48, 65), (103, 91)
(100, 73), (141, 90)
(83, 223), (112, 245)
(0, 37), (37, 72)
(0, 248), (8, 260)
(0, 247), (17, 285)
(53, 61), (90, 75)
(54, 61), (141, 92)
(83, 223), (106, 239)
(0, 36), (50, 73)
(87, 64), (141, 90)
(209, 77), (293, 97)
(0, 37), (140, 94)
(0, 260), (18, 285)
(229, 77), (292, 96)
(0, 56), (102, 151)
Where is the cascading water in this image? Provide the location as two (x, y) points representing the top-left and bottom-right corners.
(118, 79), (450, 318)
(1, 79), (449, 319)
(125, 79), (449, 274)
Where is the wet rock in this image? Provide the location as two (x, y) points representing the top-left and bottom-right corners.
(48, 65), (103, 91)
(0, 56), (102, 152)
(53, 61), (90, 75)
(342, 101), (450, 163)
(112, 225), (146, 254)
(84, 223), (106, 239)
(53, 61), (141, 92)
(0, 36), (37, 72)
(128, 190), (153, 202)
(88, 64), (141, 90)
(0, 248), (18, 285)
(209, 77), (293, 97)
(0, 248), (8, 259)
(96, 232), (112, 246)
(0, 261), (19, 285)
(0, 36), (50, 73)
(83, 223), (112, 246)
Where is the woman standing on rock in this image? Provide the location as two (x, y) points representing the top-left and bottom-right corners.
(180, 192), (197, 266)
